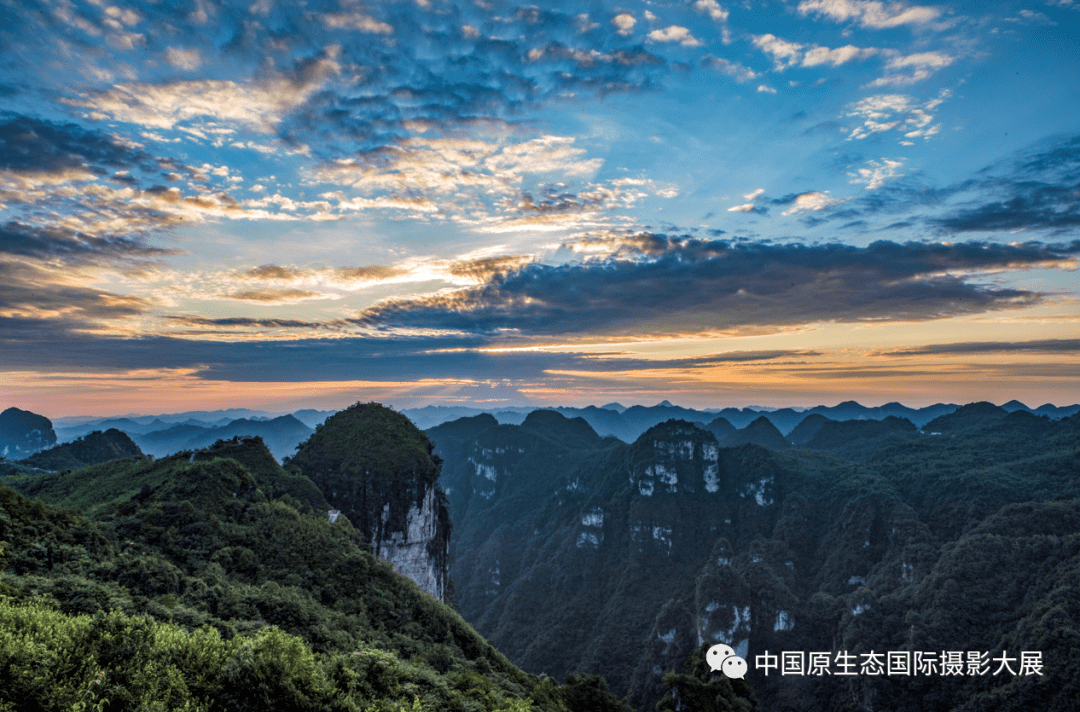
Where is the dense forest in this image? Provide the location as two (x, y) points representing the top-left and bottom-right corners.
(3, 400), (1078, 711)
(0, 406), (703, 712)
(428, 404), (1080, 711)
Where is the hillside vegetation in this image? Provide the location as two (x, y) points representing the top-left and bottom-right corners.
(428, 405), (1080, 712)
(1, 413), (698, 712)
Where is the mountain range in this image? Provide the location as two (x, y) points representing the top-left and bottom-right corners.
(426, 402), (1080, 711)
(2, 397), (1078, 711)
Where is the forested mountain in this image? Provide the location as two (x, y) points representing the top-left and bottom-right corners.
(288, 403), (452, 601)
(0, 407), (56, 459)
(17, 428), (143, 471)
(427, 405), (1080, 712)
(0, 416), (686, 712)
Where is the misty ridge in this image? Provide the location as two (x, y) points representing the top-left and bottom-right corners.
(7, 398), (1077, 467)
(1, 398), (1079, 712)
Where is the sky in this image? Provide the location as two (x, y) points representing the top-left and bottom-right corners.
(0, 0), (1078, 416)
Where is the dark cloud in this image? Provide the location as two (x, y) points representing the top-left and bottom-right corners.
(0, 261), (152, 337)
(932, 184), (1080, 233)
(245, 264), (308, 280)
(355, 237), (1078, 336)
(794, 135), (1080, 236)
(165, 316), (337, 330)
(0, 317), (820, 382)
(0, 222), (175, 262)
(336, 265), (403, 282)
(881, 339), (1080, 356)
(226, 288), (324, 303)
(0, 113), (150, 177)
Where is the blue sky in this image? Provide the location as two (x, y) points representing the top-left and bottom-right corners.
(1, 0), (1078, 415)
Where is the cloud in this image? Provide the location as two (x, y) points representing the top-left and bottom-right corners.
(728, 188), (768, 213)
(757, 84), (778, 94)
(802, 44), (879, 67)
(64, 47), (343, 132)
(612, 13), (636, 36)
(934, 192), (1080, 234)
(753, 34), (878, 70)
(0, 113), (150, 182)
(316, 135), (601, 197)
(881, 339), (1080, 356)
(779, 191), (847, 215)
(849, 158), (905, 189)
(320, 12), (394, 34)
(647, 26), (703, 47)
(312, 134), (673, 231)
(788, 133), (1080, 235)
(226, 289), (330, 304)
(0, 260), (154, 341)
(867, 51), (955, 87)
(0, 221), (175, 263)
(845, 90), (949, 141)
(797, 0), (945, 29)
(702, 56), (759, 82)
(752, 34), (804, 69)
(694, 0), (730, 22)
(164, 47), (202, 71)
(352, 237), (1074, 338)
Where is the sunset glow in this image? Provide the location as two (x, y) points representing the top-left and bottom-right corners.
(1, 0), (1078, 415)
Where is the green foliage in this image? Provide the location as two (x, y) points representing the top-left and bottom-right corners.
(20, 429), (143, 472)
(656, 645), (757, 712)
(428, 408), (1080, 712)
(561, 673), (634, 712)
(288, 403), (450, 588)
(0, 424), (579, 712)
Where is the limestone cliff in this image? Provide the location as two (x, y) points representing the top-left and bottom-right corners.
(288, 402), (450, 600)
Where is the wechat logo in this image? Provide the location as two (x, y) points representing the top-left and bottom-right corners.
(707, 643), (748, 679)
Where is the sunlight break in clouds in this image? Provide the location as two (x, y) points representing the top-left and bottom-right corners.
(1, 0), (1077, 411)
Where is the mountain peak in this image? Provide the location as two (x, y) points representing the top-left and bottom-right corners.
(289, 402), (450, 600)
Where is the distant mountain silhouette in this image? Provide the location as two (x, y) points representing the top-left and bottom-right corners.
(787, 413), (831, 445)
(704, 416), (736, 441)
(404, 399), (1080, 442)
(924, 401), (1009, 433)
(718, 416), (789, 449)
(129, 414), (312, 460)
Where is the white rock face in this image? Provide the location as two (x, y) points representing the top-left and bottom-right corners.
(576, 532), (601, 549)
(581, 507), (604, 527)
(774, 611), (794, 631)
(740, 475), (774, 506)
(375, 488), (446, 601)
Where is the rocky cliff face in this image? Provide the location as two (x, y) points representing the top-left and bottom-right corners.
(375, 486), (446, 600)
(429, 415), (781, 709)
(288, 402), (450, 601)
(428, 408), (1080, 712)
